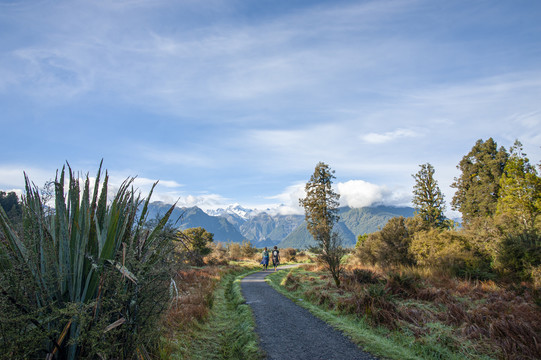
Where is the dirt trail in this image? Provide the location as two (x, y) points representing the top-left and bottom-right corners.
(241, 266), (377, 360)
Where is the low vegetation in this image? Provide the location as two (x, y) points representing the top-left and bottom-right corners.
(268, 265), (541, 360)
(0, 163), (266, 359)
(160, 264), (260, 360)
(1, 137), (539, 359)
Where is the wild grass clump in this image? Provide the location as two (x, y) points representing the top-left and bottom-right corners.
(163, 267), (222, 335)
(341, 268), (382, 287)
(461, 290), (541, 359)
(354, 284), (399, 329)
(281, 270), (300, 291)
(385, 271), (420, 298)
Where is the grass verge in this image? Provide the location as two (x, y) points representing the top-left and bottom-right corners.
(161, 266), (261, 360)
(266, 268), (495, 360)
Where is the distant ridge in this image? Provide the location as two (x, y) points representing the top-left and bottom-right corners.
(279, 206), (415, 249)
(145, 202), (415, 249)
(145, 203), (246, 243)
(239, 212), (304, 248)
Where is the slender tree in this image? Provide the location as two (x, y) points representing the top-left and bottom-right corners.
(299, 162), (345, 286)
(451, 138), (508, 224)
(412, 163), (447, 228)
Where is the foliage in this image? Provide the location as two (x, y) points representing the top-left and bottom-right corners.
(228, 242), (242, 260)
(355, 217), (415, 267)
(270, 265), (541, 360)
(409, 229), (491, 278)
(176, 227), (214, 266)
(240, 240), (258, 258)
(412, 163), (448, 229)
(280, 247), (297, 262)
(496, 231), (541, 279)
(0, 191), (22, 226)
(299, 162), (345, 286)
(451, 138), (508, 224)
(355, 233), (368, 248)
(0, 162), (175, 359)
(496, 140), (541, 233)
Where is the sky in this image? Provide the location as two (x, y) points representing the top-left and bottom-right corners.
(1, 0), (540, 217)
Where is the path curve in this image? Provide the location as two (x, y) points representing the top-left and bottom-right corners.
(241, 266), (377, 360)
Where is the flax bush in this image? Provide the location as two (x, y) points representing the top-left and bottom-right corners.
(0, 162), (175, 359)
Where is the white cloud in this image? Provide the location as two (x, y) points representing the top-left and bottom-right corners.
(168, 193), (230, 210)
(338, 180), (410, 208)
(0, 165), (53, 189)
(361, 128), (420, 144)
(261, 179), (411, 215)
(264, 182), (306, 215)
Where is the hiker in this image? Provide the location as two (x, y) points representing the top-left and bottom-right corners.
(272, 246), (280, 271)
(261, 247), (269, 270)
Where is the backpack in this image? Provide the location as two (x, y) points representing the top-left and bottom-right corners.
(273, 250), (279, 258)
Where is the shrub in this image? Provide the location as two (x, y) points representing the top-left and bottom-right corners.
(342, 269), (381, 288)
(282, 247), (297, 262)
(176, 227), (214, 266)
(227, 242), (242, 260)
(354, 232), (381, 266)
(355, 217), (415, 267)
(385, 271), (420, 298)
(357, 284), (398, 328)
(496, 231), (541, 280)
(410, 229), (488, 277)
(240, 240), (258, 258)
(0, 163), (175, 359)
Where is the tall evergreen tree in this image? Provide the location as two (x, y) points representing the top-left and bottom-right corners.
(451, 138), (508, 224)
(412, 163), (447, 228)
(497, 140), (541, 232)
(299, 162), (345, 286)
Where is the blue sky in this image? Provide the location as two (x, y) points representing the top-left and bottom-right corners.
(1, 0), (540, 216)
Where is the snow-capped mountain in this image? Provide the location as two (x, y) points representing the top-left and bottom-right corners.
(145, 201), (416, 249)
(205, 204), (256, 220)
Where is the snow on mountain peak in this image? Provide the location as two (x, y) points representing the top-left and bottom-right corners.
(204, 203), (256, 219)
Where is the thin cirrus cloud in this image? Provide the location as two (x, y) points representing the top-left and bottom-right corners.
(1, 0), (540, 214)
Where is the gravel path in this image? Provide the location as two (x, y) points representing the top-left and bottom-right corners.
(241, 266), (377, 360)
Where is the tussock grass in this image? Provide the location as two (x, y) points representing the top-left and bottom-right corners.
(161, 265), (260, 360)
(267, 267), (505, 360)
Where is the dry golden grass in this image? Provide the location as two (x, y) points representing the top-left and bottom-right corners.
(282, 264), (541, 359)
(162, 266), (224, 337)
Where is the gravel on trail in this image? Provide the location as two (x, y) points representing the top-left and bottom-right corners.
(241, 266), (377, 360)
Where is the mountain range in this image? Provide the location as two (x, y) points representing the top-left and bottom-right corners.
(145, 202), (415, 249)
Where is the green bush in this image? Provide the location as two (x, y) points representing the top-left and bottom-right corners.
(282, 247), (297, 262)
(355, 217), (415, 267)
(0, 163), (175, 359)
(410, 229), (492, 278)
(496, 230), (541, 279)
(176, 227), (214, 266)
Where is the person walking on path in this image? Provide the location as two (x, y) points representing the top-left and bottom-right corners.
(261, 247), (270, 270)
(272, 246), (280, 271)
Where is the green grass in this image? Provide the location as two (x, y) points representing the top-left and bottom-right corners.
(266, 268), (494, 360)
(164, 267), (261, 360)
